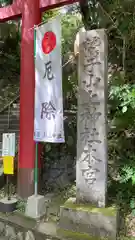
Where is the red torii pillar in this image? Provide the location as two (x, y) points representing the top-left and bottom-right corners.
(0, 0), (78, 198)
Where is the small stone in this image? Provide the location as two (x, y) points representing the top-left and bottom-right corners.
(5, 225), (16, 239)
(0, 238), (8, 240)
(0, 222), (5, 234)
(25, 195), (46, 219)
(25, 231), (35, 240)
(17, 232), (23, 240)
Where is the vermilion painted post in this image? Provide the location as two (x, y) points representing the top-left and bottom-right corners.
(17, 0), (41, 198)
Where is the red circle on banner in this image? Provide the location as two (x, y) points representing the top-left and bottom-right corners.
(42, 31), (56, 54)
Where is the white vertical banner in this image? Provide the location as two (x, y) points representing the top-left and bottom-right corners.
(34, 17), (65, 143)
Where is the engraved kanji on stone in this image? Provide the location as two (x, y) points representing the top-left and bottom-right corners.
(89, 128), (101, 144)
(82, 35), (102, 91)
(81, 167), (100, 185)
(81, 146), (102, 165)
(82, 74), (94, 89)
(80, 127), (90, 144)
(82, 36), (101, 52)
(85, 49), (100, 64)
(84, 49), (101, 73)
(93, 77), (101, 87)
(82, 150), (102, 165)
(82, 75), (101, 90)
(80, 100), (101, 130)
(80, 102), (101, 122)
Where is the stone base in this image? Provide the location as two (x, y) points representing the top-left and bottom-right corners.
(0, 198), (18, 213)
(25, 195), (47, 219)
(58, 198), (118, 240)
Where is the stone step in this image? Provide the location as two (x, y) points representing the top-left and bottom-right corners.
(0, 237), (8, 240)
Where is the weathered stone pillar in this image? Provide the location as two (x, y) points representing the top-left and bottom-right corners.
(58, 29), (118, 240)
(76, 29), (108, 207)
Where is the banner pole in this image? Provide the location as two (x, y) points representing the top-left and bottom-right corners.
(7, 174), (10, 200)
(34, 26), (38, 196)
(34, 142), (38, 196)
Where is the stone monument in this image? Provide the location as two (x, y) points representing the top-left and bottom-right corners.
(58, 29), (118, 240)
(76, 28), (108, 208)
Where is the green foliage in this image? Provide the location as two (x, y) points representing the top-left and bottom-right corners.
(0, 21), (20, 108)
(108, 71), (135, 213)
(129, 199), (135, 216)
(42, 9), (59, 22)
(0, 0), (13, 7)
(120, 166), (135, 185)
(17, 200), (26, 213)
(109, 80), (135, 128)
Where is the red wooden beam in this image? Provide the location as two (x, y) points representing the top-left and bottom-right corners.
(0, 0), (22, 22)
(40, 0), (78, 11)
(0, 0), (78, 22)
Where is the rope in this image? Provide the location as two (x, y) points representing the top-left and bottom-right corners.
(0, 91), (19, 114)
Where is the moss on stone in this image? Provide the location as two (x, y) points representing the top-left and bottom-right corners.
(58, 228), (107, 240)
(122, 238), (135, 240)
(63, 198), (117, 217)
(58, 231), (135, 240)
